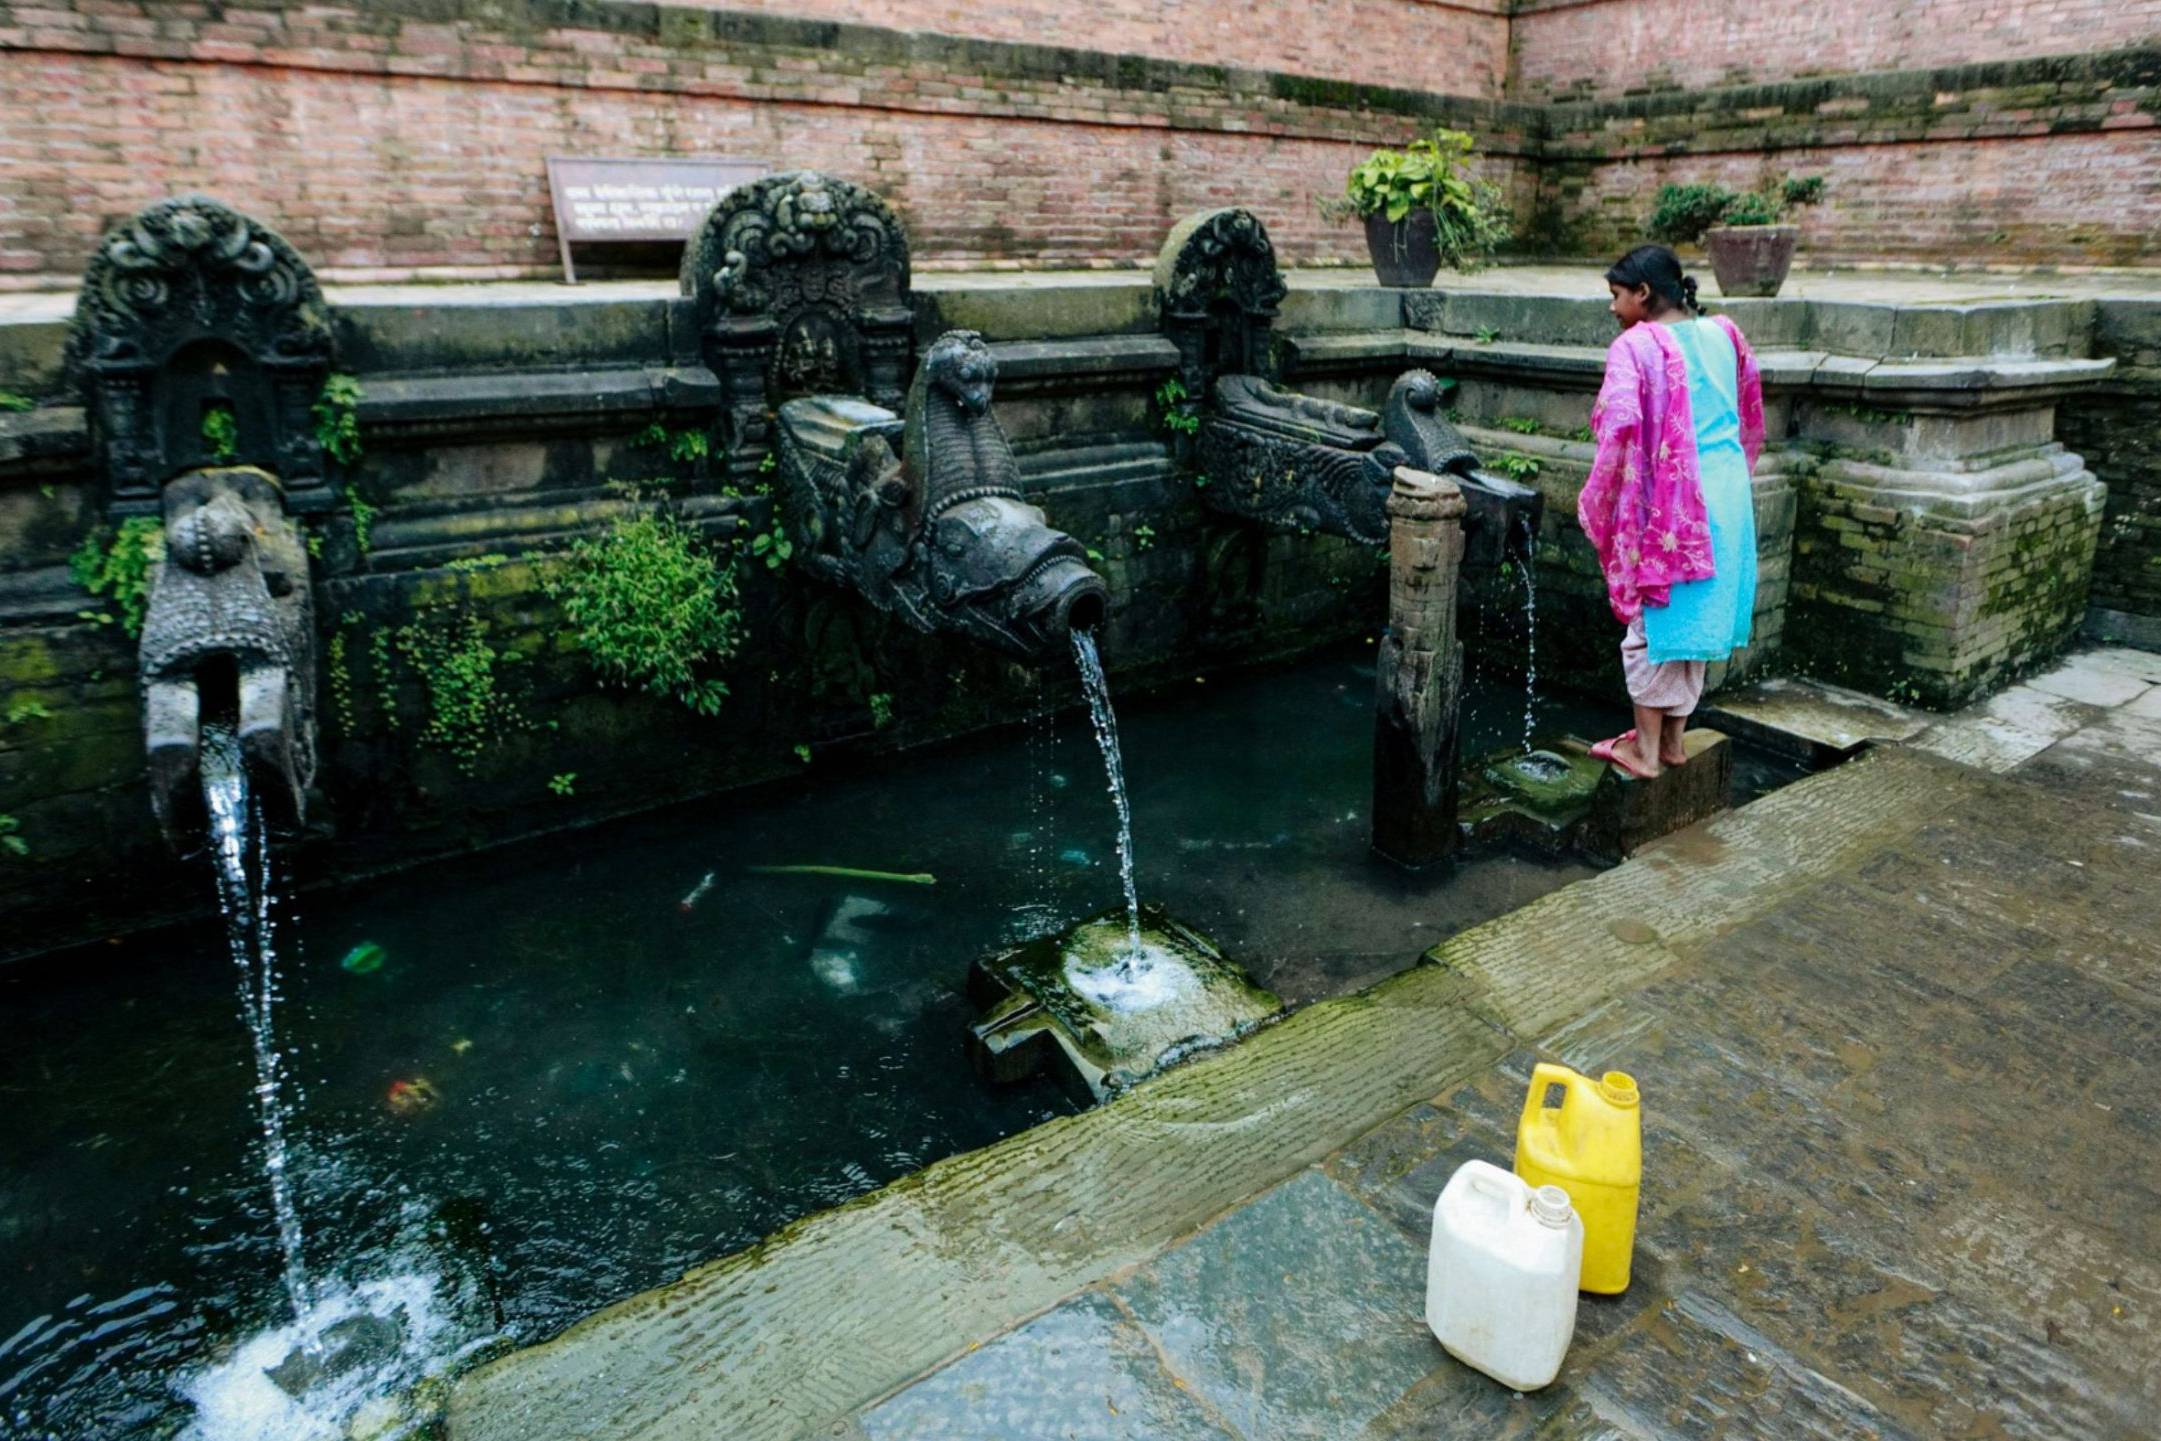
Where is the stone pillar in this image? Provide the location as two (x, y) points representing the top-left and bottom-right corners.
(1372, 467), (1467, 867)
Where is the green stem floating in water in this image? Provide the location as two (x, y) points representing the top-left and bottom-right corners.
(746, 865), (936, 886)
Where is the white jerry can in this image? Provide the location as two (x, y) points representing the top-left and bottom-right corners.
(1424, 1159), (1584, 1392)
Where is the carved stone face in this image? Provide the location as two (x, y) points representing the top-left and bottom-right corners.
(927, 497), (1108, 659)
(777, 311), (846, 394)
(924, 331), (996, 417)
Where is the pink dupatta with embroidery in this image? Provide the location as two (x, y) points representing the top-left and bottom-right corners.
(1577, 315), (1764, 623)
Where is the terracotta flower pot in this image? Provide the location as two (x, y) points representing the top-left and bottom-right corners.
(1363, 211), (1442, 288)
(1703, 225), (1798, 298)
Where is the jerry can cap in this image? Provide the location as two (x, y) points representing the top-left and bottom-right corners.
(1529, 1184), (1574, 1228)
(1597, 1070), (1639, 1107)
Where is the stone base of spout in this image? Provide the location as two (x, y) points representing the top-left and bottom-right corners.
(966, 905), (1282, 1104)
(774, 330), (1110, 663)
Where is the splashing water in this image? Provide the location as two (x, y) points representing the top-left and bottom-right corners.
(200, 725), (312, 1326)
(1070, 630), (1143, 967)
(1519, 517), (1539, 751)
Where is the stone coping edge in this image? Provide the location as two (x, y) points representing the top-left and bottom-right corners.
(444, 744), (1979, 1441)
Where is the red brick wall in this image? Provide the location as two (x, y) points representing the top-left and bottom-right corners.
(0, 0), (1530, 286)
(1549, 130), (2161, 268)
(1511, 0), (2161, 98)
(701, 0), (1512, 96)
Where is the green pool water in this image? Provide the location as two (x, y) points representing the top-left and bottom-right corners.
(0, 646), (1794, 1438)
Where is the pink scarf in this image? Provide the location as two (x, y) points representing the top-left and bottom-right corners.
(1577, 315), (1764, 623)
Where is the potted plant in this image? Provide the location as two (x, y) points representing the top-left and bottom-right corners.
(1647, 175), (1824, 298)
(1323, 128), (1513, 288)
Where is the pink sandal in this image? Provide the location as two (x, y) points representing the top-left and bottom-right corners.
(1589, 729), (1658, 780)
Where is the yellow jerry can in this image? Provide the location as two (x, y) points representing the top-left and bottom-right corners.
(1514, 1062), (1641, 1294)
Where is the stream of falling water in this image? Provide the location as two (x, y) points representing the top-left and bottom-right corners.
(1519, 517), (1539, 751)
(200, 725), (312, 1328)
(1070, 629), (1143, 967)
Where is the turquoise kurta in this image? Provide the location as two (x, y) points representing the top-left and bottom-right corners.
(1643, 317), (1757, 664)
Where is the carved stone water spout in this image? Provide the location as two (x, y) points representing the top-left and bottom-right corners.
(69, 196), (331, 845)
(686, 172), (1108, 661)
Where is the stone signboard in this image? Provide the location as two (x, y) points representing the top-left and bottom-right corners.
(545, 156), (766, 282)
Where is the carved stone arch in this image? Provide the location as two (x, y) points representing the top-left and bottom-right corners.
(1152, 208), (1290, 410)
(681, 171), (916, 483)
(68, 196), (335, 514)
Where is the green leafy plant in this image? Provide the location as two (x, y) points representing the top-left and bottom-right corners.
(869, 692), (894, 729)
(0, 390), (33, 413)
(548, 772), (577, 797)
(5, 699), (52, 726)
(542, 504), (745, 718)
(1322, 127), (1513, 272)
(1493, 453), (1542, 481)
(1568, 424), (1595, 442)
(1132, 523), (1157, 552)
(793, 742), (813, 764)
(758, 450), (778, 474)
(201, 406), (239, 463)
(326, 629), (358, 736)
(348, 490), (378, 554)
(395, 606), (525, 768)
(312, 374), (363, 465)
(633, 423), (712, 469)
(1647, 174), (1827, 245)
(0, 814), (24, 858)
(1154, 376), (1200, 436)
(750, 517), (794, 572)
(1498, 416), (1541, 435)
(1472, 326), (1500, 345)
(69, 518), (163, 638)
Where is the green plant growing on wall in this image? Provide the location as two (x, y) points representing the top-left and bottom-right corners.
(0, 814), (25, 858)
(1322, 127), (1513, 271)
(548, 772), (577, 797)
(312, 373), (364, 465)
(69, 517), (163, 638)
(758, 450), (778, 474)
(326, 629), (358, 737)
(1493, 453), (1542, 481)
(348, 490), (378, 555)
(201, 405), (239, 464)
(369, 628), (399, 732)
(868, 692), (894, 730)
(750, 517), (794, 572)
(0, 390), (33, 413)
(1568, 424), (1595, 442)
(1473, 327), (1500, 345)
(542, 504), (745, 717)
(1154, 376), (1200, 436)
(1132, 522), (1158, 552)
(395, 605), (526, 769)
(634, 423), (713, 470)
(793, 742), (813, 764)
(1498, 416), (1540, 435)
(5, 699), (52, 727)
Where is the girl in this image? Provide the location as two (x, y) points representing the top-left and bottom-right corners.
(1578, 245), (1764, 779)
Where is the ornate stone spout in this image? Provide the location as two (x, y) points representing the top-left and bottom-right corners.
(140, 467), (319, 842)
(686, 174), (1106, 661)
(1155, 208), (1542, 559)
(69, 196), (334, 845)
(777, 330), (1109, 660)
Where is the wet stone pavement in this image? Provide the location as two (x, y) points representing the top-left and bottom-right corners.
(837, 649), (2161, 1441)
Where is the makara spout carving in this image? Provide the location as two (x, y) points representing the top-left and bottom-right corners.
(1156, 207), (1543, 559)
(777, 330), (1110, 661)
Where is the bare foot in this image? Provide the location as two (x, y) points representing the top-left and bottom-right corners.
(1659, 738), (1689, 767)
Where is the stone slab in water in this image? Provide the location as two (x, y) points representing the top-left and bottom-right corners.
(1459, 741), (1609, 856)
(968, 906), (1282, 1104)
(1579, 728), (1734, 861)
